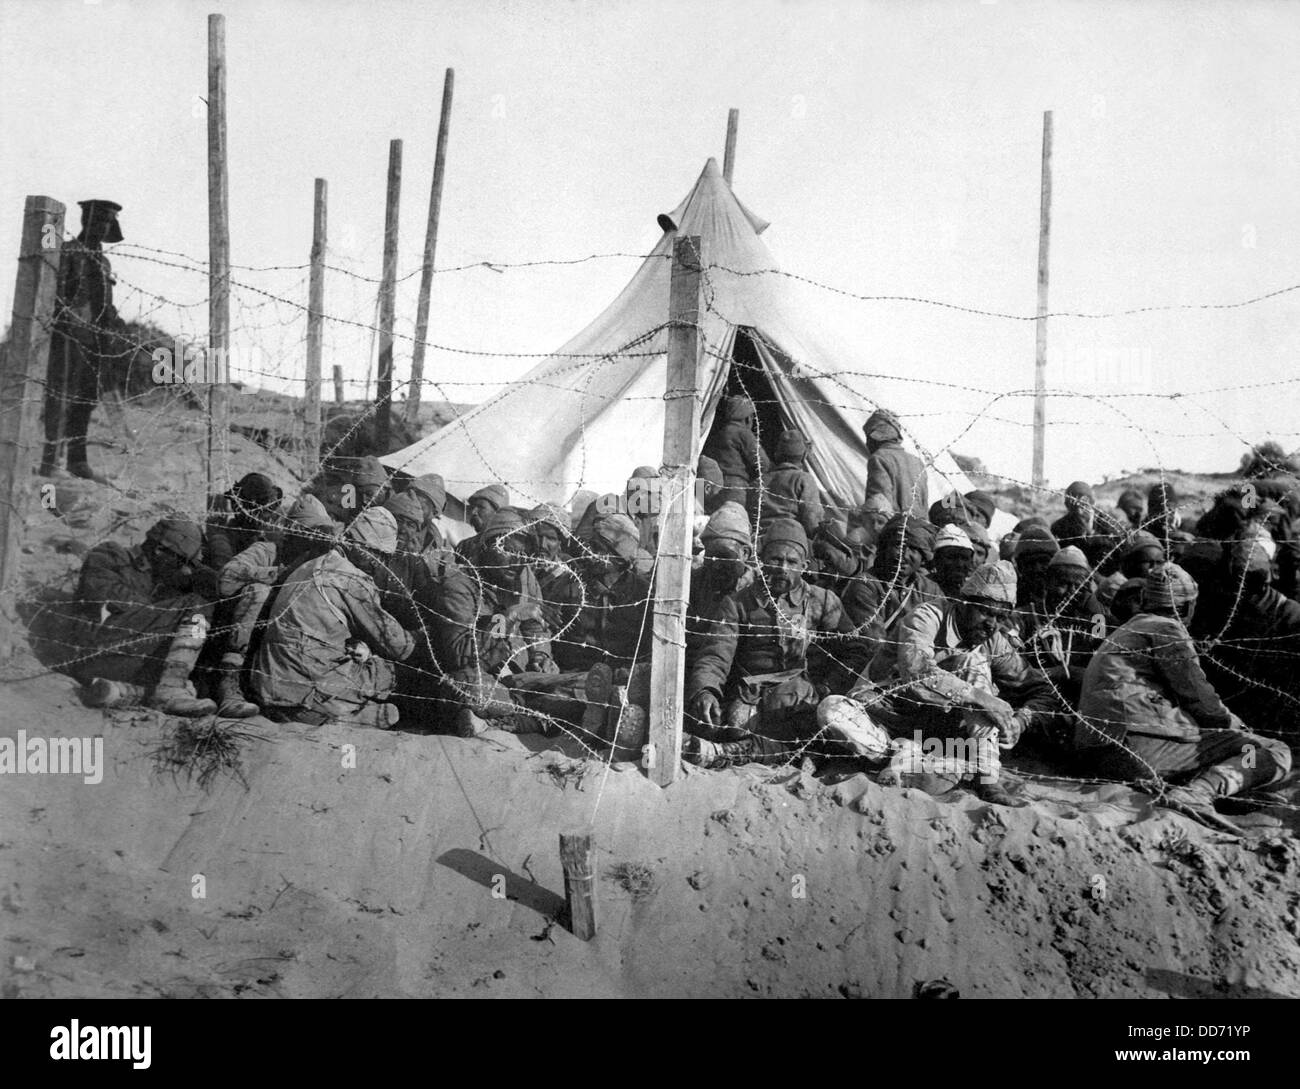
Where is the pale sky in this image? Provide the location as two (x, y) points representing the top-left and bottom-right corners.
(2, 0), (1298, 489)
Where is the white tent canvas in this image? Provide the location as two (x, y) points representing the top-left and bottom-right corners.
(383, 158), (1001, 532)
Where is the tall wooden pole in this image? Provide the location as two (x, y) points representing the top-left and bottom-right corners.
(406, 68), (454, 431)
(302, 178), (326, 479)
(207, 13), (230, 502)
(0, 196), (64, 656)
(376, 138), (402, 452)
(723, 108), (739, 185)
(1031, 110), (1052, 490)
(647, 235), (703, 787)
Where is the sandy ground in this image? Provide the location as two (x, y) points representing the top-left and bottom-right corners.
(3, 396), (1299, 999)
(3, 663), (1300, 999)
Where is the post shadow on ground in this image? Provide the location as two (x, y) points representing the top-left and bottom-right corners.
(1144, 967), (1290, 1000)
(437, 847), (566, 923)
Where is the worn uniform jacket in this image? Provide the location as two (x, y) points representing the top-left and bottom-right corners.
(702, 419), (771, 492)
(77, 543), (157, 620)
(863, 600), (1054, 713)
(686, 578), (853, 703)
(1206, 587), (1300, 731)
(685, 567), (751, 671)
(55, 238), (119, 342)
(1077, 612), (1234, 749)
(865, 442), (928, 519)
(759, 462), (823, 535)
(1015, 601), (1104, 702)
(428, 563), (553, 684)
(540, 561), (652, 672)
(205, 515), (268, 573)
(843, 569), (944, 680)
(250, 549), (414, 710)
(418, 525), (458, 581)
(78, 541), (215, 616)
(453, 533), (484, 570)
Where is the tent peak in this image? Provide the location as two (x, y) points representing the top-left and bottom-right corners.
(673, 157), (770, 237)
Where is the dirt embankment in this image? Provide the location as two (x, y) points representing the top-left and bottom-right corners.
(2, 664), (1298, 1000)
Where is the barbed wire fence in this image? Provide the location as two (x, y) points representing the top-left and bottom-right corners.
(2, 202), (1299, 832)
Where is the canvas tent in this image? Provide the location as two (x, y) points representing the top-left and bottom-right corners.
(383, 157), (1001, 533)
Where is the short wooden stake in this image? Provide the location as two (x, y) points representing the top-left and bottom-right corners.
(559, 832), (597, 940)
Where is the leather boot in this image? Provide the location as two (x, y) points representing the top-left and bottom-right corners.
(84, 677), (148, 708)
(683, 733), (792, 769)
(456, 708), (489, 738)
(580, 663), (615, 744)
(1159, 773), (1242, 834)
(216, 654), (258, 718)
(148, 618), (217, 718)
(972, 778), (1027, 808)
(68, 461), (110, 485)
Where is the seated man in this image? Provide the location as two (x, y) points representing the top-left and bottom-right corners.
(685, 504), (755, 739)
(67, 516), (219, 716)
(546, 511), (653, 674)
(837, 560), (1060, 807)
(1056, 482), (1126, 572)
(625, 466), (661, 552)
(842, 513), (943, 681)
(249, 508), (414, 728)
(204, 471), (284, 571)
(1076, 562), (1292, 832)
(1095, 530), (1163, 622)
(375, 491), (436, 630)
(1146, 481), (1194, 559)
(1116, 488), (1146, 530)
(1013, 526), (1059, 612)
(306, 455), (391, 527)
(533, 510), (656, 749)
(217, 494), (339, 718)
(406, 472), (458, 579)
(758, 429), (823, 537)
(529, 503), (573, 565)
(1019, 546), (1105, 713)
(428, 508), (561, 736)
(930, 524), (977, 599)
(1197, 530), (1300, 740)
(682, 518), (857, 767)
(454, 483), (510, 568)
(696, 455), (727, 516)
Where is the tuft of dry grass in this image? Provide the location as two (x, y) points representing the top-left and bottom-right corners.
(149, 716), (267, 790)
(606, 860), (656, 900)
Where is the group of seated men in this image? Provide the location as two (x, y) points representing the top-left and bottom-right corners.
(47, 407), (1298, 827)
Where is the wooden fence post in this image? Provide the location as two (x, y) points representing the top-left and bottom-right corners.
(332, 363), (344, 405)
(1032, 109), (1053, 489)
(0, 195), (64, 656)
(302, 178), (326, 479)
(207, 12), (231, 501)
(406, 67), (454, 431)
(375, 138), (402, 452)
(646, 235), (702, 787)
(723, 108), (739, 185)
